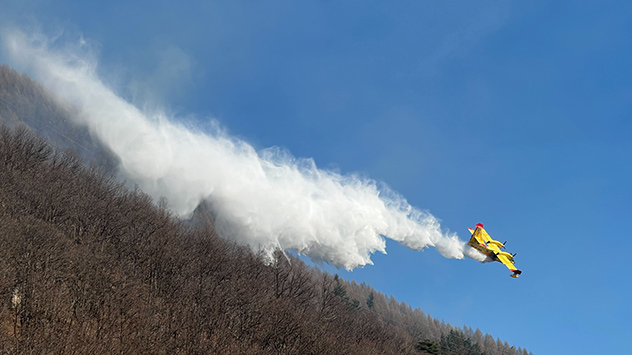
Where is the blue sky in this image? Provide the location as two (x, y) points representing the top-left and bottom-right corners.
(3, 1), (632, 354)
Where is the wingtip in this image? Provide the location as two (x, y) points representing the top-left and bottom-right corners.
(475, 223), (484, 229)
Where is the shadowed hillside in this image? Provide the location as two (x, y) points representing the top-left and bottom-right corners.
(0, 65), (531, 354)
(0, 64), (116, 170)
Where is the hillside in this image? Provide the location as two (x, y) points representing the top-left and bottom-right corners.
(0, 64), (116, 169)
(0, 65), (531, 354)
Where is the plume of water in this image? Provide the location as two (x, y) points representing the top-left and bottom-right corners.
(2, 29), (485, 269)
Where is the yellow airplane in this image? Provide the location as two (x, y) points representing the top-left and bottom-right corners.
(468, 223), (522, 278)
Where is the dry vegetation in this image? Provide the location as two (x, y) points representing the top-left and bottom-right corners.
(0, 124), (417, 353)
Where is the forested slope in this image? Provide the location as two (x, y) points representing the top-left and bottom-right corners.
(0, 65), (531, 354)
(0, 124), (420, 353)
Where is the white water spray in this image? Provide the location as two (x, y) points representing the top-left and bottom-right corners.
(2, 29), (485, 269)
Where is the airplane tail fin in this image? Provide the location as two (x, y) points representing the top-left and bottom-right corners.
(468, 223), (484, 234)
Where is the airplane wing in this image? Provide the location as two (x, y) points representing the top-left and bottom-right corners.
(497, 253), (522, 278)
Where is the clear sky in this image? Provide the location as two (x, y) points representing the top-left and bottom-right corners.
(2, 1), (631, 354)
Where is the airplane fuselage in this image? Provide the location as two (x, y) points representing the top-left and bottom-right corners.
(467, 224), (522, 278)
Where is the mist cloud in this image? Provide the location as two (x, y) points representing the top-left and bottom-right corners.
(2, 29), (485, 269)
